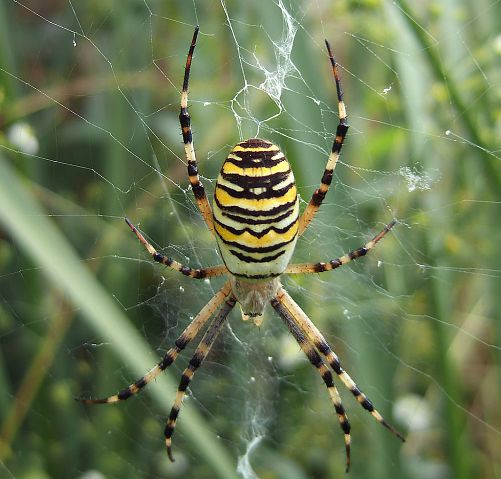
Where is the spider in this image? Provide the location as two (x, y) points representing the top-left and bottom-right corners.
(80, 26), (405, 472)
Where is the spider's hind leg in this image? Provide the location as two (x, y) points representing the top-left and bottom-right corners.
(179, 26), (216, 235)
(298, 40), (349, 236)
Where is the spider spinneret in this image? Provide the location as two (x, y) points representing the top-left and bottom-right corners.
(79, 25), (404, 472)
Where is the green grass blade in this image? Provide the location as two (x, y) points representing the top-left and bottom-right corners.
(0, 154), (236, 479)
(393, 0), (501, 192)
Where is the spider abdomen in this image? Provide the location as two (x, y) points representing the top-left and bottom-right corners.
(213, 138), (299, 279)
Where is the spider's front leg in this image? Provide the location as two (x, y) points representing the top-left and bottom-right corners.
(271, 295), (352, 471)
(77, 281), (232, 405)
(164, 295), (236, 461)
(273, 288), (405, 445)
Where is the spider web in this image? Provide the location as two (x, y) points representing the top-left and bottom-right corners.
(0, 0), (500, 478)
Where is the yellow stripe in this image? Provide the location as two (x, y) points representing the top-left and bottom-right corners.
(222, 160), (290, 177)
(215, 184), (297, 210)
(232, 145), (278, 152)
(214, 219), (298, 247)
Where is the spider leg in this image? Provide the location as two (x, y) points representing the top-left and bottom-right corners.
(298, 40), (348, 236)
(78, 281), (232, 404)
(125, 218), (228, 279)
(286, 220), (395, 275)
(165, 295), (236, 461)
(273, 288), (405, 443)
(271, 296), (352, 472)
(180, 26), (215, 235)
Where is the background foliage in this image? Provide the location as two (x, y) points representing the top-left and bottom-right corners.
(0, 1), (500, 478)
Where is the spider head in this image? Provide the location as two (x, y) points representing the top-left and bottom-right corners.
(230, 277), (280, 326)
(240, 308), (264, 327)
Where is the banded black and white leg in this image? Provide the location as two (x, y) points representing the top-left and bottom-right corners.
(298, 39), (349, 236)
(79, 281), (232, 405)
(272, 289), (405, 465)
(125, 218), (228, 279)
(286, 220), (396, 275)
(164, 295), (237, 461)
(271, 296), (352, 472)
(179, 26), (215, 235)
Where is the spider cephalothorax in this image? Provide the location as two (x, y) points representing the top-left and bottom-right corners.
(229, 276), (281, 324)
(80, 26), (404, 472)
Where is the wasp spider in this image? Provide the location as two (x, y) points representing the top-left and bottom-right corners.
(80, 26), (405, 471)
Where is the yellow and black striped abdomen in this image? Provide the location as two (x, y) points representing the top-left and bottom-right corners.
(213, 139), (299, 279)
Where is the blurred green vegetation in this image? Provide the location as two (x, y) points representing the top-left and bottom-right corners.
(0, 0), (500, 478)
